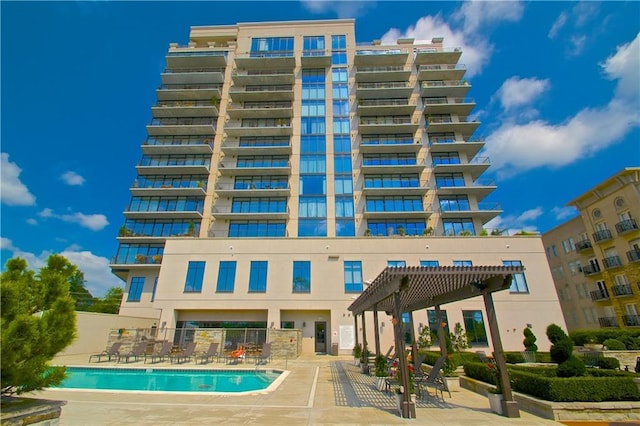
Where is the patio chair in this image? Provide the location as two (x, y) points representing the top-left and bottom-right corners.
(194, 342), (220, 364)
(144, 341), (173, 364)
(169, 341), (196, 364)
(418, 356), (451, 401)
(227, 345), (246, 364)
(254, 343), (272, 365)
(89, 341), (123, 363)
(117, 341), (148, 363)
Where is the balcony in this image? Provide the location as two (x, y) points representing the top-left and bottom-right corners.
(301, 50), (332, 67)
(598, 317), (619, 328)
(417, 64), (466, 81)
(423, 97), (476, 116)
(359, 116), (419, 134)
(420, 80), (470, 98)
(356, 81), (414, 99)
(146, 117), (215, 136)
(438, 202), (502, 223)
(160, 67), (225, 85)
(123, 208), (203, 220)
(359, 136), (421, 154)
(360, 159), (425, 174)
(228, 85), (294, 102)
(156, 83), (222, 101)
(131, 180), (206, 197)
(362, 182), (429, 196)
(590, 289), (609, 301)
(626, 248), (640, 263)
(165, 48), (227, 68)
(214, 182), (290, 197)
(622, 315), (640, 327)
(426, 115), (480, 137)
(615, 218), (639, 235)
(582, 264), (602, 276)
(234, 51), (295, 69)
(612, 283), (634, 297)
(592, 229), (613, 243)
(355, 66), (412, 82)
(152, 99), (219, 118)
(432, 156), (491, 180)
(231, 69), (294, 85)
(226, 101), (293, 119)
(428, 136), (484, 158)
(217, 160), (291, 176)
(575, 239), (593, 252)
(142, 138), (213, 155)
(212, 206), (289, 220)
(602, 255), (623, 269)
(224, 122), (292, 137)
(363, 208), (433, 220)
(435, 178), (497, 201)
(354, 47), (409, 66)
(358, 99), (415, 116)
(414, 46), (462, 65)
(222, 140), (291, 156)
(136, 156), (210, 175)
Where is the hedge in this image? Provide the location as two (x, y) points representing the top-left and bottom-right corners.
(570, 329), (640, 347)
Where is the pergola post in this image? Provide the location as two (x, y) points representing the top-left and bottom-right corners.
(483, 291), (520, 418)
(361, 312), (369, 372)
(408, 311), (418, 370)
(393, 290), (416, 418)
(354, 315), (359, 349)
(434, 305), (448, 356)
(373, 304), (381, 357)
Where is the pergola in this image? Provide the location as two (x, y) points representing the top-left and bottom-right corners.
(348, 265), (524, 419)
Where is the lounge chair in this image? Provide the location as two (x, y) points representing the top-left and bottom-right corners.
(227, 345), (246, 364)
(254, 343), (272, 365)
(169, 342), (196, 364)
(194, 342), (220, 364)
(144, 341), (173, 364)
(118, 341), (148, 363)
(418, 356), (451, 401)
(89, 341), (123, 363)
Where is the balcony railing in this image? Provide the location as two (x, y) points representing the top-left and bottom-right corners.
(575, 239), (593, 251)
(233, 69), (293, 77)
(602, 255), (623, 269)
(359, 99), (410, 107)
(623, 315), (640, 327)
(414, 47), (462, 54)
(361, 136), (413, 145)
(592, 229), (612, 242)
(427, 116), (477, 124)
(241, 101), (292, 109)
(163, 67), (225, 74)
(166, 50), (227, 58)
(612, 283), (634, 297)
(598, 317), (619, 328)
(615, 218), (638, 234)
(626, 249), (640, 263)
(154, 100), (216, 108)
(357, 66), (409, 73)
(590, 290), (609, 301)
(423, 97), (474, 105)
(421, 80), (469, 88)
(158, 83), (222, 90)
(110, 254), (164, 265)
(145, 138), (213, 148)
(360, 116), (412, 125)
(138, 157), (210, 167)
(418, 64), (466, 72)
(215, 182), (289, 191)
(356, 48), (407, 56)
(582, 264), (601, 275)
(248, 50), (294, 58)
(358, 82), (411, 89)
(149, 118), (214, 126)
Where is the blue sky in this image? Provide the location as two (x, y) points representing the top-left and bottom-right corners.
(2, 1), (639, 297)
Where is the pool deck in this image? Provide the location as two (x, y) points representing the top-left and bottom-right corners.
(35, 353), (564, 425)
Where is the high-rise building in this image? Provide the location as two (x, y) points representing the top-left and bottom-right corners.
(542, 167), (640, 332)
(110, 19), (565, 354)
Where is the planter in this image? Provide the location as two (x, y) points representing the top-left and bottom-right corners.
(395, 393), (416, 417)
(445, 376), (460, 392)
(487, 392), (504, 415)
(360, 363), (370, 375)
(521, 351), (537, 363)
(354, 358), (360, 367)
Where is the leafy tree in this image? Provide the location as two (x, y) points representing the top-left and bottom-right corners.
(88, 287), (123, 314)
(449, 322), (469, 352)
(416, 325), (433, 350)
(68, 270), (95, 310)
(1, 255), (77, 395)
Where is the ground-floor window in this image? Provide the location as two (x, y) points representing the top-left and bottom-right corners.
(462, 310), (488, 346)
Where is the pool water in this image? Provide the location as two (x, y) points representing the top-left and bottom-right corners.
(54, 367), (282, 393)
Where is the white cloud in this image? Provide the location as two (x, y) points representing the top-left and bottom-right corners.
(300, 0), (373, 18)
(495, 77), (550, 111)
(548, 12), (567, 39)
(61, 171), (85, 186)
(485, 34), (640, 177)
(37, 208), (109, 231)
(484, 207), (542, 235)
(551, 206), (578, 221)
(548, 2), (602, 56)
(1, 153), (36, 206)
(0, 237), (121, 297)
(569, 35), (587, 56)
(453, 0), (524, 35)
(26, 218), (38, 225)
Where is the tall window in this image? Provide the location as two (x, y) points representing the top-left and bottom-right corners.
(127, 277), (145, 302)
(293, 261), (311, 293)
(388, 260), (406, 268)
(184, 261), (205, 292)
(443, 219), (475, 235)
(344, 261), (363, 293)
(250, 37), (294, 56)
(248, 261), (268, 293)
(463, 310), (488, 346)
(503, 260), (529, 293)
(216, 261), (236, 293)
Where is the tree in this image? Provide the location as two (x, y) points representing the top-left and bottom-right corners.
(449, 322), (469, 352)
(68, 270), (95, 311)
(88, 287), (123, 314)
(1, 255), (77, 396)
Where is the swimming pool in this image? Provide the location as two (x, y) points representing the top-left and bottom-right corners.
(54, 367), (287, 394)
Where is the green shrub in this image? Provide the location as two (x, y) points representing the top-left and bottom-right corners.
(509, 364), (558, 377)
(586, 368), (629, 377)
(557, 355), (586, 377)
(523, 328), (538, 352)
(536, 352), (552, 363)
(603, 338), (626, 350)
(618, 334), (640, 350)
(597, 357), (620, 370)
(422, 351), (440, 366)
(546, 323), (568, 344)
(505, 352), (525, 364)
(570, 329), (640, 346)
(550, 338), (574, 364)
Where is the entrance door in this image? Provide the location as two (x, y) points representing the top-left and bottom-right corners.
(315, 321), (326, 353)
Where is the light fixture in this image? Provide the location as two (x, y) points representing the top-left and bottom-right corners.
(302, 321), (306, 328)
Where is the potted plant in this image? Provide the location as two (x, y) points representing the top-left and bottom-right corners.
(397, 226), (406, 236)
(352, 344), (362, 366)
(187, 221), (196, 237)
(360, 347), (371, 374)
(423, 226), (433, 236)
(153, 254), (163, 264)
(364, 228), (372, 237)
(135, 254), (146, 264)
(119, 225), (133, 237)
(374, 355), (389, 390)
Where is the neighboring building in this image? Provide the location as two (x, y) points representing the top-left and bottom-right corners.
(110, 19), (565, 354)
(542, 167), (640, 332)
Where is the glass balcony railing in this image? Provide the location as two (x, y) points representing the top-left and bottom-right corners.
(145, 137), (213, 148)
(163, 67), (225, 74)
(357, 66), (409, 73)
(149, 118), (214, 126)
(132, 178), (206, 190)
(421, 80), (469, 88)
(158, 83), (222, 90)
(418, 64), (466, 72)
(154, 100), (217, 108)
(138, 157), (211, 167)
(167, 50), (227, 58)
(423, 97), (474, 105)
(360, 116), (412, 125)
(358, 82), (411, 89)
(359, 99), (410, 107)
(361, 135), (413, 145)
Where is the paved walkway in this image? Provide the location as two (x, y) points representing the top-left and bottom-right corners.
(35, 353), (563, 425)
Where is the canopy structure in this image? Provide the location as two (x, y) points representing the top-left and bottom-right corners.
(347, 265), (524, 419)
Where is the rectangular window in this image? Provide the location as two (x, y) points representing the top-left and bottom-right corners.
(184, 261), (205, 292)
(462, 310), (488, 346)
(127, 277), (145, 302)
(336, 218), (355, 236)
(293, 261), (311, 293)
(453, 260), (473, 266)
(420, 260), (439, 267)
(248, 261), (268, 293)
(281, 321), (295, 329)
(387, 260), (406, 268)
(344, 261), (363, 293)
(427, 309), (449, 334)
(503, 260), (529, 293)
(216, 261), (236, 293)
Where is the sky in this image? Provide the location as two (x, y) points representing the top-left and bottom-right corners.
(1, 1), (639, 297)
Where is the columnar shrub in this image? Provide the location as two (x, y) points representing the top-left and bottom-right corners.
(546, 323), (568, 344)
(523, 328), (538, 352)
(550, 338), (574, 364)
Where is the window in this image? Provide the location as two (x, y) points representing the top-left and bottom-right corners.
(281, 321), (295, 329)
(184, 261), (205, 292)
(298, 219), (327, 237)
(420, 260), (439, 267)
(216, 261), (236, 293)
(427, 310), (449, 334)
(503, 260), (529, 293)
(462, 310), (488, 346)
(453, 260), (472, 266)
(336, 218), (355, 236)
(248, 261), (268, 293)
(250, 37), (294, 56)
(443, 219), (475, 236)
(293, 261), (311, 293)
(127, 277), (145, 302)
(335, 197), (354, 217)
(344, 261), (363, 293)
(303, 35), (325, 53)
(388, 260), (406, 268)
